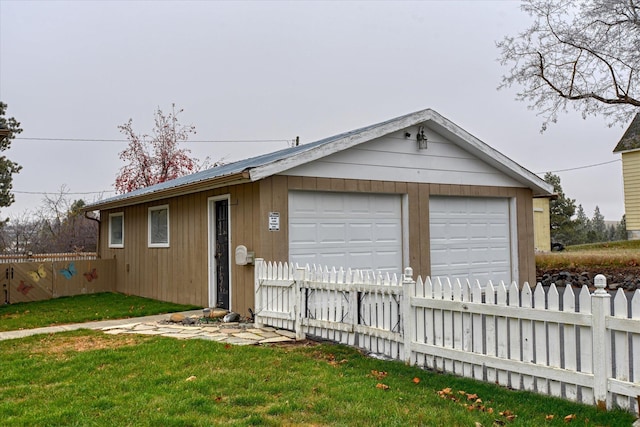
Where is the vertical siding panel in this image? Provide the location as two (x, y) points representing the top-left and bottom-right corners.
(395, 182), (407, 194)
(316, 177), (331, 191)
(344, 179), (358, 192)
(517, 188), (535, 284)
(272, 175), (289, 262)
(371, 180), (384, 193)
(407, 183), (421, 274)
(357, 180), (371, 193)
(330, 178), (345, 192)
(259, 177), (274, 261)
(419, 184), (430, 277)
(301, 176), (317, 190)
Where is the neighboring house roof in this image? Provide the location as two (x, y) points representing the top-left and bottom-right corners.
(85, 108), (554, 211)
(613, 112), (640, 153)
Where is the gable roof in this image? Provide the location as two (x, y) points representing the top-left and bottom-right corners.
(85, 108), (553, 211)
(613, 113), (640, 153)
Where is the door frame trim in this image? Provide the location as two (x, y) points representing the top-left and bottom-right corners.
(207, 195), (232, 309)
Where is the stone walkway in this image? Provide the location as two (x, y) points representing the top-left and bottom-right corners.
(0, 310), (297, 346)
(101, 319), (297, 346)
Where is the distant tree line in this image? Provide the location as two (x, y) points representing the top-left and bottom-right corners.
(545, 173), (626, 246)
(0, 186), (98, 254)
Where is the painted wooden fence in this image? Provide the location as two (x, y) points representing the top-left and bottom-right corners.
(254, 258), (640, 413)
(1, 258), (115, 304)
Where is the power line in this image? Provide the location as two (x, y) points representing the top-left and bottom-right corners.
(536, 159), (620, 174)
(13, 190), (115, 196)
(15, 137), (294, 143)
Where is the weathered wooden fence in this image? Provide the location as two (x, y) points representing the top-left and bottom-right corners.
(1, 254), (115, 304)
(254, 258), (640, 413)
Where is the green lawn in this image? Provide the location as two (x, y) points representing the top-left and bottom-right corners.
(0, 292), (200, 331)
(0, 330), (633, 426)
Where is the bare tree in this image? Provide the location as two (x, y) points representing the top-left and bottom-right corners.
(35, 185), (97, 252)
(498, 0), (640, 130)
(0, 210), (44, 254)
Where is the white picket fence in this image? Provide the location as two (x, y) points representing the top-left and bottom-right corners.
(254, 258), (640, 413)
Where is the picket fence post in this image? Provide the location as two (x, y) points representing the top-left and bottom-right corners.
(254, 258), (265, 328)
(294, 265), (307, 341)
(591, 274), (611, 409)
(402, 267), (415, 365)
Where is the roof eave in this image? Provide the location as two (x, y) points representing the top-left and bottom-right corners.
(83, 171), (251, 212)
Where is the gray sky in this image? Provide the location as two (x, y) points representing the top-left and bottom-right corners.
(0, 0), (627, 221)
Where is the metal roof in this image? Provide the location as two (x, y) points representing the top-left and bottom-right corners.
(85, 108), (552, 211)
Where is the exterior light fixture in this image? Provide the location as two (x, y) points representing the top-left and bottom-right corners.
(417, 126), (427, 150)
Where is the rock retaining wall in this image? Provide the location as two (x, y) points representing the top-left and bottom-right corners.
(536, 268), (640, 291)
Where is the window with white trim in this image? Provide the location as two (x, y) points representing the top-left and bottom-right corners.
(148, 205), (169, 247)
(109, 213), (124, 248)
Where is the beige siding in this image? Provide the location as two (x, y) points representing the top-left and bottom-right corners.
(622, 151), (640, 231)
(260, 177), (537, 286)
(99, 177), (538, 313)
(533, 198), (551, 252)
(99, 184), (261, 315)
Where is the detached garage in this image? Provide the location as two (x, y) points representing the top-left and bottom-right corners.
(85, 108), (553, 315)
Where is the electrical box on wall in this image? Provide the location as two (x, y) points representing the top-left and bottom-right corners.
(235, 245), (255, 266)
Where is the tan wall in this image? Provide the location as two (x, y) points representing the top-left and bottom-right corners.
(533, 198), (551, 252)
(99, 183), (261, 315)
(99, 177), (537, 314)
(622, 151), (640, 236)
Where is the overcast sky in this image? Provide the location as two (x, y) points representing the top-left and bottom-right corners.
(0, 0), (628, 221)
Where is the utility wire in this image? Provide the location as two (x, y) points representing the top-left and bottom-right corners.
(13, 190), (115, 196)
(15, 137), (294, 143)
(536, 159), (620, 174)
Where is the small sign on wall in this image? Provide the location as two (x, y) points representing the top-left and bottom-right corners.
(268, 212), (280, 231)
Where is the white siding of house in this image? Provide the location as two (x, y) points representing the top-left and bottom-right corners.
(282, 126), (524, 188)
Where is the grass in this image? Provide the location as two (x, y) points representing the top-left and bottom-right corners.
(536, 239), (640, 270)
(0, 330), (634, 426)
(0, 292), (201, 332)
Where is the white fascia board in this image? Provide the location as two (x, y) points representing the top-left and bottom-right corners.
(426, 111), (554, 196)
(615, 147), (640, 155)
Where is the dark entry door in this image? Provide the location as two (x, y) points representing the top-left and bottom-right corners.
(215, 199), (230, 309)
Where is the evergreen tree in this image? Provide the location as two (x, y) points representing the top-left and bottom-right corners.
(573, 204), (589, 245)
(0, 102), (22, 222)
(614, 215), (628, 241)
(588, 206), (606, 243)
(544, 173), (576, 244)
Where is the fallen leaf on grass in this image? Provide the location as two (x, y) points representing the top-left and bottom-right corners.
(370, 370), (388, 380)
(185, 376), (197, 382)
(466, 393), (478, 400)
(376, 383), (390, 390)
(412, 377), (420, 384)
(564, 414), (576, 423)
(545, 414), (554, 421)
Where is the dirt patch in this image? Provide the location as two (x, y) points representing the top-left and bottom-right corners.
(33, 333), (148, 357)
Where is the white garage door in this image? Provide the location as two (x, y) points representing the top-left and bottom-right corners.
(429, 196), (513, 285)
(289, 191), (403, 274)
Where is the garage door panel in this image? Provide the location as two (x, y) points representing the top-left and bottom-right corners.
(430, 196), (512, 285)
(289, 191), (403, 274)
